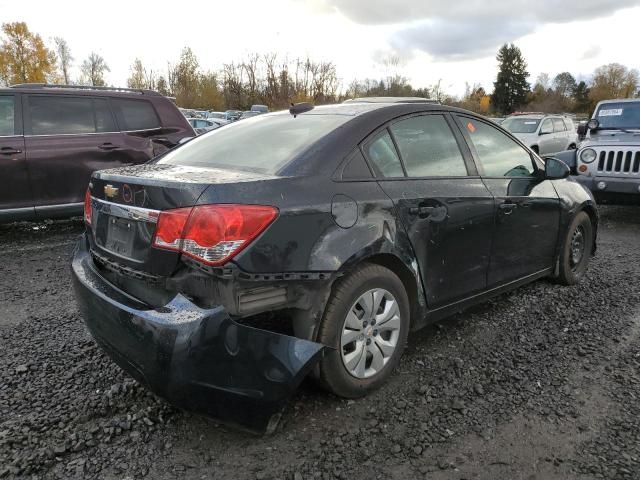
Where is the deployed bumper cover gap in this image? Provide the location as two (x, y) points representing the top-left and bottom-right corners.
(71, 237), (327, 433)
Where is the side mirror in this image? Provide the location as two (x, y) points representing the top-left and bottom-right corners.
(544, 157), (570, 180)
(587, 119), (600, 130)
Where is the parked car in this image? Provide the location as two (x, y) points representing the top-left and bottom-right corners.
(238, 110), (262, 120)
(224, 109), (242, 122)
(73, 102), (597, 432)
(501, 113), (578, 156)
(207, 111), (227, 120)
(250, 104), (269, 113)
(558, 98), (640, 204)
(487, 116), (505, 124)
(187, 117), (228, 135)
(0, 84), (195, 222)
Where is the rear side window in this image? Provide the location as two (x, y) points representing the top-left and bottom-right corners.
(111, 98), (160, 131)
(0, 96), (14, 135)
(29, 96), (96, 135)
(390, 115), (468, 177)
(363, 130), (404, 178)
(458, 116), (535, 177)
(553, 118), (566, 132)
(341, 148), (373, 179)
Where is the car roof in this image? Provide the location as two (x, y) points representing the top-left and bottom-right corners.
(343, 96), (439, 104)
(3, 83), (161, 99)
(597, 98), (640, 104)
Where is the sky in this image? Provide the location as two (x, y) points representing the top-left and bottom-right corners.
(1, 0), (639, 97)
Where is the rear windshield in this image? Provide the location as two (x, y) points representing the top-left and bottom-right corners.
(501, 117), (541, 134)
(157, 113), (350, 174)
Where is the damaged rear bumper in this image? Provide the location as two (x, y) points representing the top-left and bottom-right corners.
(71, 235), (326, 433)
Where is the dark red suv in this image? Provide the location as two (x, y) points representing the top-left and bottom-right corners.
(0, 84), (195, 222)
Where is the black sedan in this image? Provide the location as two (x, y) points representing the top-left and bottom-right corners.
(72, 102), (597, 432)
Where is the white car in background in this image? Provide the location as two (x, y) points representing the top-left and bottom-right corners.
(501, 113), (578, 156)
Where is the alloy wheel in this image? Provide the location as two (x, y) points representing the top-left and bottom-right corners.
(340, 288), (401, 379)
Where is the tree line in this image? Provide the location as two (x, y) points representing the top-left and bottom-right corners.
(0, 22), (638, 115)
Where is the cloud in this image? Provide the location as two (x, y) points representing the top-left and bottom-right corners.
(580, 45), (602, 61)
(306, 0), (640, 59)
(390, 18), (535, 60)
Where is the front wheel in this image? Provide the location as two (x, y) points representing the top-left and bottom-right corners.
(316, 263), (410, 398)
(556, 211), (593, 285)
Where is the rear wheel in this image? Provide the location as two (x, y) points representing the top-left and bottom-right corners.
(317, 264), (410, 398)
(556, 211), (593, 285)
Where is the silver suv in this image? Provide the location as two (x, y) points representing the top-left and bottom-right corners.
(572, 99), (640, 202)
(501, 113), (578, 156)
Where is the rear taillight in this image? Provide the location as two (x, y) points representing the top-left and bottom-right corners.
(84, 189), (92, 225)
(152, 204), (278, 266)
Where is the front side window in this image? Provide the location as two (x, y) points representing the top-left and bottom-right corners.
(29, 96), (95, 135)
(0, 96), (14, 136)
(501, 117), (541, 134)
(552, 118), (566, 132)
(111, 98), (160, 131)
(390, 115), (468, 177)
(363, 130), (404, 178)
(540, 118), (553, 134)
(458, 116), (535, 177)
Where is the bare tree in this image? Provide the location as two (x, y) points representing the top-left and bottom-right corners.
(80, 52), (109, 86)
(53, 37), (73, 84)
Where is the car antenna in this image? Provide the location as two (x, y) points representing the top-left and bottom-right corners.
(289, 102), (314, 118)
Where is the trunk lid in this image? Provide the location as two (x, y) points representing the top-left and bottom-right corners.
(87, 163), (273, 278)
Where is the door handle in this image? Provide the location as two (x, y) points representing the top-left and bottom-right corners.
(98, 143), (121, 151)
(409, 205), (435, 218)
(499, 203), (517, 215)
(0, 147), (22, 155)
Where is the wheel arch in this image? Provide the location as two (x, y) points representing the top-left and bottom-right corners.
(337, 252), (427, 330)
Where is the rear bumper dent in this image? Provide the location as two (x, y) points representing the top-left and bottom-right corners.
(71, 235), (326, 433)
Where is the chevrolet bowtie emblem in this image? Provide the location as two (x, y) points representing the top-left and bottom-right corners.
(104, 184), (119, 198)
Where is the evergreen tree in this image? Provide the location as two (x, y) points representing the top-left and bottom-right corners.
(492, 44), (530, 115)
(573, 81), (591, 114)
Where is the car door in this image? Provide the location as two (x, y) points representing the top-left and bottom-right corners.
(109, 97), (161, 160)
(24, 94), (127, 209)
(537, 118), (555, 155)
(454, 115), (560, 286)
(0, 93), (32, 215)
(552, 117), (568, 152)
(364, 113), (495, 308)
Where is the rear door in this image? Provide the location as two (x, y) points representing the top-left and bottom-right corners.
(110, 97), (166, 159)
(454, 115), (560, 286)
(23, 94), (127, 208)
(0, 93), (31, 213)
(364, 113), (495, 308)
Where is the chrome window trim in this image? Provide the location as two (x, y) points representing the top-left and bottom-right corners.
(91, 197), (160, 223)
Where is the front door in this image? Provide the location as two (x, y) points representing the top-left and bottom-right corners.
(0, 94), (32, 213)
(24, 94), (127, 207)
(363, 113), (495, 308)
(455, 115), (560, 286)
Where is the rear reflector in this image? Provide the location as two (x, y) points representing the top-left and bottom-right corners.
(152, 204), (278, 266)
(84, 189), (92, 225)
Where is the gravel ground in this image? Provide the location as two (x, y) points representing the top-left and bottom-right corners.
(1, 206), (639, 480)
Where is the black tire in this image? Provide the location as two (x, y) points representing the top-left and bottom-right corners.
(317, 263), (410, 398)
(531, 145), (539, 154)
(556, 211), (593, 285)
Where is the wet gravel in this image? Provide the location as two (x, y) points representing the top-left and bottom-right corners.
(1, 206), (639, 479)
